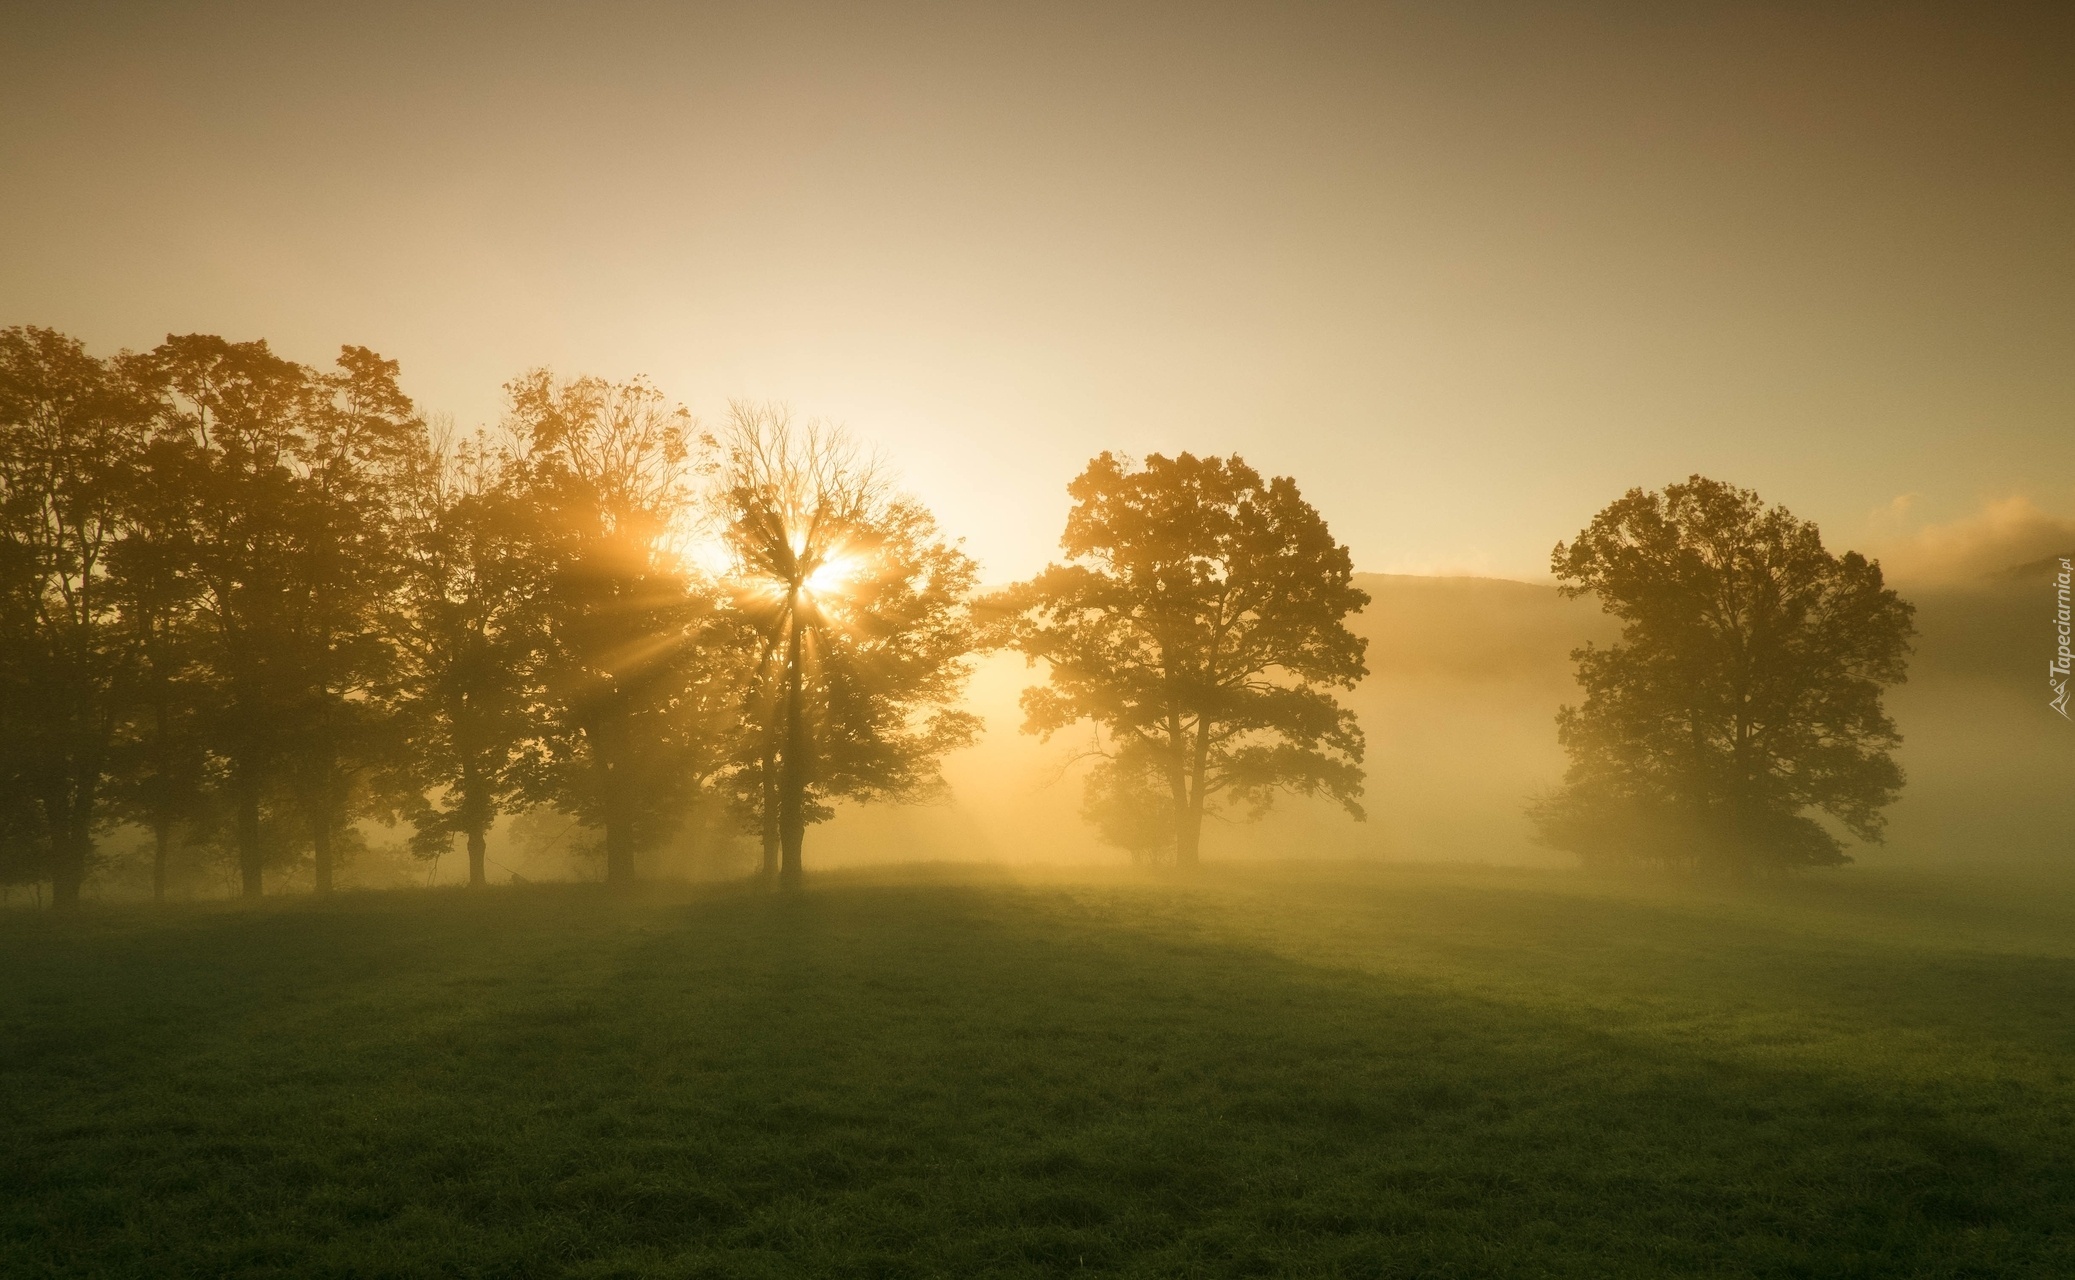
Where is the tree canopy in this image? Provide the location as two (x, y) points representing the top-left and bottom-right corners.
(1531, 475), (1916, 873)
(992, 452), (1368, 865)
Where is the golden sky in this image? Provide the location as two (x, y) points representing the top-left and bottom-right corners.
(4, 1), (2070, 582)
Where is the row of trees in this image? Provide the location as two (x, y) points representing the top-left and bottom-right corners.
(0, 324), (1920, 900)
(0, 328), (992, 906)
(1, 327), (1384, 907)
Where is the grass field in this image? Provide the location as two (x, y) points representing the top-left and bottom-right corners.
(3, 862), (2073, 1278)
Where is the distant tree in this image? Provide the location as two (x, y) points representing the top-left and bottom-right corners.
(0, 326), (154, 907)
(504, 370), (720, 886)
(1530, 475), (1916, 873)
(715, 406), (979, 882)
(393, 424), (545, 888)
(992, 452), (1368, 866)
(0, 778), (50, 897)
(1075, 744), (1176, 865)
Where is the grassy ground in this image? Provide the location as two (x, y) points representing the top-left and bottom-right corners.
(3, 861), (2073, 1278)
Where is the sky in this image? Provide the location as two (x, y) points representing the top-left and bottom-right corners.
(3, 1), (2071, 584)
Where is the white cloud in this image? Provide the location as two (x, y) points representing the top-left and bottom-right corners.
(1865, 495), (2075, 585)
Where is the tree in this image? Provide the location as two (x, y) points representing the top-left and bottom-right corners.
(715, 406), (979, 882)
(146, 334), (321, 898)
(992, 452), (1368, 866)
(394, 424), (545, 888)
(1530, 475), (1916, 873)
(505, 370), (717, 886)
(104, 426), (212, 903)
(281, 346), (423, 894)
(0, 327), (154, 907)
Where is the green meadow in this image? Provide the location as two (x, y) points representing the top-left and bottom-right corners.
(4, 862), (2072, 1278)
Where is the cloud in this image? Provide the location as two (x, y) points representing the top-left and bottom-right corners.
(1865, 495), (2075, 585)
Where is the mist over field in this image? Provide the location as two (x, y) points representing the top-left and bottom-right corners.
(74, 561), (2063, 901)
(804, 564), (2075, 874)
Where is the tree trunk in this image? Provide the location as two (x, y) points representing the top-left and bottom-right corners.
(312, 817), (333, 895)
(309, 715), (338, 895)
(779, 611), (807, 884)
(152, 691), (173, 905)
(1178, 714), (1213, 867)
(152, 818), (171, 905)
(681, 802), (703, 870)
(1165, 712), (1189, 866)
(760, 750), (780, 878)
(597, 712), (636, 887)
(605, 813), (633, 886)
(459, 758), (491, 888)
(237, 770), (263, 900)
(602, 757), (634, 886)
(1172, 789), (1199, 866)
(49, 771), (97, 909)
(50, 829), (86, 910)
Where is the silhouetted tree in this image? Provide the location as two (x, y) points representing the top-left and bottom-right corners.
(0, 782), (50, 896)
(1075, 744), (1177, 865)
(104, 426), (212, 903)
(394, 424), (546, 888)
(1530, 475), (1915, 873)
(716, 406), (979, 882)
(505, 370), (717, 886)
(0, 326), (155, 907)
(147, 334), (320, 898)
(994, 452), (1368, 866)
(281, 346), (422, 893)
(0, 519), (48, 897)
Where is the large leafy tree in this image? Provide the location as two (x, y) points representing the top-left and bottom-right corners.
(993, 452), (1368, 866)
(281, 346), (423, 894)
(1531, 475), (1916, 873)
(103, 425), (213, 903)
(0, 327), (154, 907)
(393, 425), (545, 888)
(716, 406), (979, 882)
(505, 370), (722, 886)
(146, 334), (322, 898)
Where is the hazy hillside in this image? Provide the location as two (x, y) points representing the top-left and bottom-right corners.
(1881, 560), (2075, 864)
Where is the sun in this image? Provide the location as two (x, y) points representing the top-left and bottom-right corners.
(803, 552), (863, 599)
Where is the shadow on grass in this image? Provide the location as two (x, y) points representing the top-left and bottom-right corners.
(2, 871), (2072, 1278)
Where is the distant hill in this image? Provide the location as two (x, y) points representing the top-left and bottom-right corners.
(1991, 551), (2075, 582)
(1349, 565), (2068, 688)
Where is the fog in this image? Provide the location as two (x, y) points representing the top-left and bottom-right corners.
(799, 566), (2075, 876)
(70, 563), (2057, 902)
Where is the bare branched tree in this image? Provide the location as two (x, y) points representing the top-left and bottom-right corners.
(716, 403), (977, 882)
